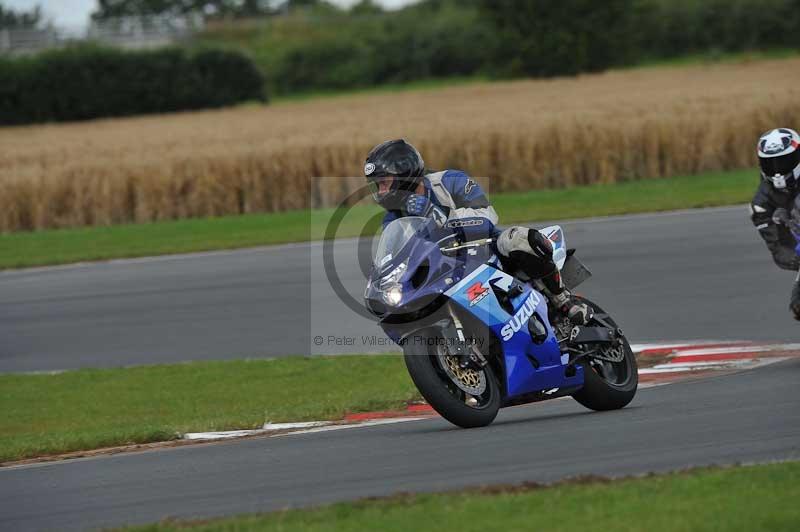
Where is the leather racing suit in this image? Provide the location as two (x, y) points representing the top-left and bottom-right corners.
(382, 169), (590, 323)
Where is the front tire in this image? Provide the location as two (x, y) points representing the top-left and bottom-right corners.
(403, 331), (501, 428)
(570, 298), (638, 411)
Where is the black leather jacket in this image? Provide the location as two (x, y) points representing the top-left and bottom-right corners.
(750, 179), (800, 271)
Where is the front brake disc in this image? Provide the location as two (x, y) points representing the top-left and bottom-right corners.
(438, 350), (487, 396)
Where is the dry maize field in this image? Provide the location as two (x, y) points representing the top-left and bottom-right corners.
(1, 57), (800, 233)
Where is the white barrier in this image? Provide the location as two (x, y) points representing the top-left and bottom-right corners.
(0, 13), (204, 55)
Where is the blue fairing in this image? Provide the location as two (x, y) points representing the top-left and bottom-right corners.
(445, 265), (584, 398)
(367, 217), (584, 403)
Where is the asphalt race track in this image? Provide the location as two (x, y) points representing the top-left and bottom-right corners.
(2, 205), (800, 373)
(2, 358), (799, 531)
(2, 205), (800, 530)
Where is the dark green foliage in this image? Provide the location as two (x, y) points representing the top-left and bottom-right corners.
(198, 0), (800, 97)
(350, 0), (382, 16)
(265, 1), (494, 93)
(2, 0), (798, 123)
(479, 0), (641, 77)
(191, 48), (267, 105)
(273, 36), (374, 92)
(479, 0), (800, 76)
(371, 3), (492, 82)
(0, 45), (266, 125)
(637, 0), (800, 58)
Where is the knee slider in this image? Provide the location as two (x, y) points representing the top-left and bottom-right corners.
(528, 229), (554, 260)
(497, 227), (533, 258)
(497, 227), (554, 261)
(497, 227), (556, 279)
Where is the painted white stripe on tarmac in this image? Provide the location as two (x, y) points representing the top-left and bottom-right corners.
(184, 421), (332, 440)
(640, 357), (788, 374)
(183, 418), (430, 441)
(630, 341), (745, 353)
(261, 421), (334, 430)
(670, 344), (800, 358)
(275, 417), (431, 437)
(631, 343), (703, 353)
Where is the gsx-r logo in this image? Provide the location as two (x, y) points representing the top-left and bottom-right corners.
(500, 292), (540, 341)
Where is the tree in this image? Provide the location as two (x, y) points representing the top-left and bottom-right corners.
(287, 0), (320, 8)
(478, 0), (639, 77)
(350, 0), (382, 15)
(0, 2), (42, 29)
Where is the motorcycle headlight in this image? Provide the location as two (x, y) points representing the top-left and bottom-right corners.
(382, 284), (403, 307)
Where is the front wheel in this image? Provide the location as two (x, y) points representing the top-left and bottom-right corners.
(570, 297), (638, 411)
(403, 330), (501, 428)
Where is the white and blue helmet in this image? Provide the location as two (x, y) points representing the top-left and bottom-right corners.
(758, 128), (800, 190)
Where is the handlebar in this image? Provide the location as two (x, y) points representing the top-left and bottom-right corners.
(440, 238), (494, 255)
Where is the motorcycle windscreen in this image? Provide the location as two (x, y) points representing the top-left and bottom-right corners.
(373, 216), (430, 269)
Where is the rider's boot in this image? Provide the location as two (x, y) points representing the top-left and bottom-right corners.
(543, 270), (593, 325)
(551, 290), (593, 325)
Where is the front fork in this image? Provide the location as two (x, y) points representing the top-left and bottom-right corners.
(441, 306), (488, 370)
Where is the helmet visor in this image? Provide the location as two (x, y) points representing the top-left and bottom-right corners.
(760, 150), (800, 177)
(368, 175), (394, 202)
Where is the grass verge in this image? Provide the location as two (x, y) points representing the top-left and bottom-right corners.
(1, 168), (756, 270)
(124, 462), (800, 532)
(0, 356), (418, 463)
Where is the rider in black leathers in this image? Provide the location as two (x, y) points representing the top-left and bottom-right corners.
(750, 128), (800, 319)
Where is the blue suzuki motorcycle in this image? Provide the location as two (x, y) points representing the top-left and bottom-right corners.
(364, 217), (638, 428)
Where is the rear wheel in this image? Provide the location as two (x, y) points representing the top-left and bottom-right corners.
(569, 298), (638, 411)
(403, 330), (500, 428)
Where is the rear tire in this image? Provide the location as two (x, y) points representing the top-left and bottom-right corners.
(403, 331), (501, 428)
(570, 298), (638, 411)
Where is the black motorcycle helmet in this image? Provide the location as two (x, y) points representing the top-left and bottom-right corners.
(758, 128), (800, 191)
(364, 139), (426, 209)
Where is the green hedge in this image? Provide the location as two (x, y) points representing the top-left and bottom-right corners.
(480, 0), (800, 77)
(636, 0), (800, 58)
(2, 0), (798, 124)
(198, 0), (800, 97)
(265, 3), (493, 94)
(0, 45), (267, 125)
(479, 0), (641, 77)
